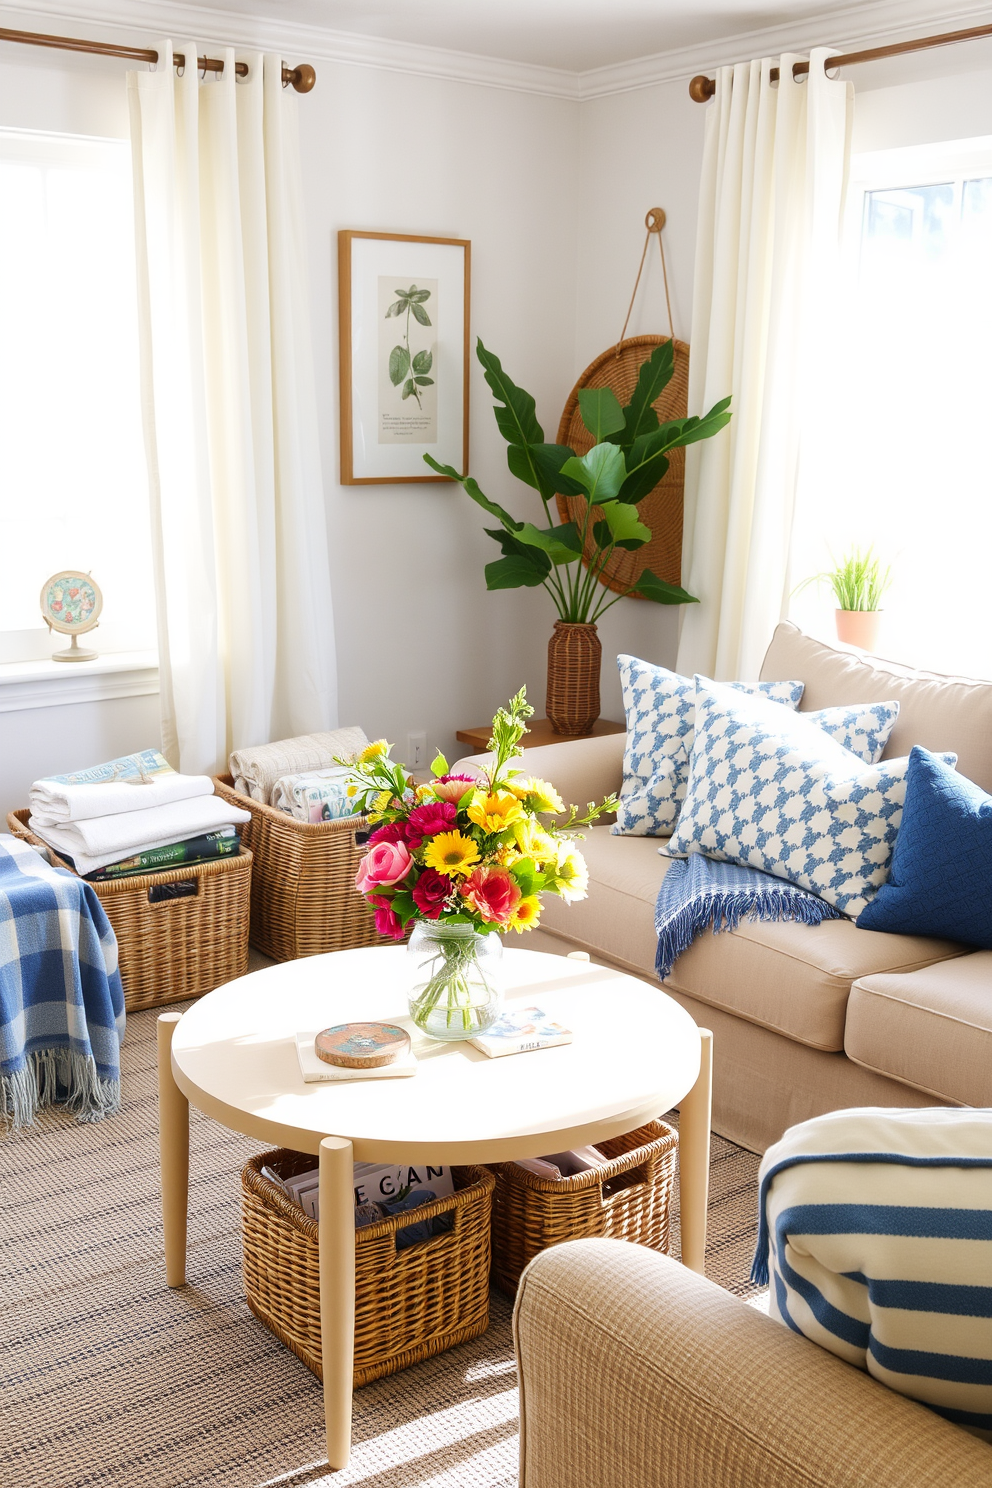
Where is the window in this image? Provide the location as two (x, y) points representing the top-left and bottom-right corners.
(788, 137), (992, 680)
(0, 129), (154, 663)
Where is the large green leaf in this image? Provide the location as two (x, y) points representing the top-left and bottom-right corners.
(596, 500), (651, 547)
(388, 345), (410, 386)
(610, 340), (675, 449)
(476, 339), (545, 447)
(424, 458), (522, 531)
(506, 442), (584, 499)
(485, 551), (551, 590)
(402, 379), (416, 399)
(414, 375), (434, 386)
(385, 300), (405, 318)
(630, 568), (699, 605)
(617, 450), (670, 505)
(593, 518), (647, 553)
(559, 443), (626, 503)
(516, 520), (582, 565)
(615, 397), (732, 503)
(408, 289), (431, 303)
(411, 302), (432, 326)
(412, 349), (433, 374)
(577, 387), (625, 442)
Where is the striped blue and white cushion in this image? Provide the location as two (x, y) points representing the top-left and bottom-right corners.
(755, 1108), (992, 1438)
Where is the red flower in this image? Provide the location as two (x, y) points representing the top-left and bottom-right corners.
(411, 867), (451, 919)
(367, 822), (407, 845)
(374, 901), (405, 940)
(459, 865), (521, 927)
(405, 801), (457, 850)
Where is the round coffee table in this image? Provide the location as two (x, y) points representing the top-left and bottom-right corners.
(158, 944), (712, 1470)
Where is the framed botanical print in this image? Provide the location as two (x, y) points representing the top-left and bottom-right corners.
(338, 231), (471, 484)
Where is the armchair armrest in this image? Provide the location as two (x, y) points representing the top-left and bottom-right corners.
(514, 1240), (991, 1488)
(452, 733), (624, 811)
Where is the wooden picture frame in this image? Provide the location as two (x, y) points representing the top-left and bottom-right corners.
(338, 231), (471, 485)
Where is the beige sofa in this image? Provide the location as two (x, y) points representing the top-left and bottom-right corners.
(513, 1239), (992, 1487)
(456, 623), (992, 1152)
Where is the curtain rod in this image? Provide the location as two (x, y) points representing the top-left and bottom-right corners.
(0, 24), (316, 92)
(688, 18), (992, 100)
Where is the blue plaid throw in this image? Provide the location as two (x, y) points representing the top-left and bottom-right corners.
(655, 853), (844, 980)
(0, 835), (124, 1127)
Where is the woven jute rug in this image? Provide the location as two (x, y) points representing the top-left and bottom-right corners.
(0, 1000), (763, 1488)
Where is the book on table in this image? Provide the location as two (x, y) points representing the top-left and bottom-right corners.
(467, 1005), (572, 1058)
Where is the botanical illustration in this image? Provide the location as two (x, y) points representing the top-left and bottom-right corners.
(385, 284), (434, 408)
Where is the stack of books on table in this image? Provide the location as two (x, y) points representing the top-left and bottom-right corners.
(27, 749), (250, 880)
(263, 1159), (455, 1248)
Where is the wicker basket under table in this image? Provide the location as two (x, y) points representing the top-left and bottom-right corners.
(7, 809), (251, 1012)
(242, 1151), (495, 1386)
(490, 1118), (678, 1295)
(213, 774), (384, 961)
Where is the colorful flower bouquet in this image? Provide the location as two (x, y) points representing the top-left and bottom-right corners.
(340, 688), (616, 1040)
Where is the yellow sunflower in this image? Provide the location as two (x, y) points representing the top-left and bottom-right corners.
(422, 830), (481, 878)
(466, 790), (523, 834)
(508, 776), (565, 814)
(358, 739), (390, 764)
(509, 895), (542, 933)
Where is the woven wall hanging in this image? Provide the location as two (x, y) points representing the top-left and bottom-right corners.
(556, 208), (689, 597)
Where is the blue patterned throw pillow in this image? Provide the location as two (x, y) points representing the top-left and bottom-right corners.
(667, 678), (956, 918)
(614, 656), (804, 838)
(856, 747), (992, 947)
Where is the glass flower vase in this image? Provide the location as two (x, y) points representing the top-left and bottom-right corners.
(406, 920), (503, 1041)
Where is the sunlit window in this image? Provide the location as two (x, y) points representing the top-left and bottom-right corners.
(788, 138), (992, 680)
(0, 128), (154, 662)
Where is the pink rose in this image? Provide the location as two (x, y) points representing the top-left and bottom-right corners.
(411, 867), (452, 919)
(355, 839), (413, 893)
(459, 865), (521, 927)
(431, 774), (477, 805)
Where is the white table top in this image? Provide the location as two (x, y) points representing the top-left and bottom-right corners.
(171, 945), (701, 1162)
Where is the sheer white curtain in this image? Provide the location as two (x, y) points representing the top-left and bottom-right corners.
(128, 43), (336, 773)
(677, 48), (853, 681)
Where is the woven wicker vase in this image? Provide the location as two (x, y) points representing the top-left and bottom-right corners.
(546, 621), (601, 736)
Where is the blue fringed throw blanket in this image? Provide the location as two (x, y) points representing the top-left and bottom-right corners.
(655, 853), (844, 980)
(0, 835), (124, 1128)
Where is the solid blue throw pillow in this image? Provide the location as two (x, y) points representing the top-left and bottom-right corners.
(856, 746), (992, 948)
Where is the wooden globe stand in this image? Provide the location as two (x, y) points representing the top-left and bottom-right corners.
(51, 629), (99, 663)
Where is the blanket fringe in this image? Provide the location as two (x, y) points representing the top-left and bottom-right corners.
(655, 886), (840, 980)
(2, 1047), (121, 1131)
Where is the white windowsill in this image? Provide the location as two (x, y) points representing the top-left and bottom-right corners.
(0, 650), (160, 713)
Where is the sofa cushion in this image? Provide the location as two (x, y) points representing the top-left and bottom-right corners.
(613, 654), (804, 837)
(857, 747), (992, 950)
(846, 954), (992, 1105)
(761, 622), (992, 794)
(667, 677), (954, 918)
(539, 825), (965, 1051)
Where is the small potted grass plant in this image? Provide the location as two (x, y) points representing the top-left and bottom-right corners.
(801, 546), (892, 652)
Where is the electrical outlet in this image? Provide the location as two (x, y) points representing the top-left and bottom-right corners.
(407, 731), (427, 770)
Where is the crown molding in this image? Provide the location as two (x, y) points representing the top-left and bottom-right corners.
(2, 0), (992, 101)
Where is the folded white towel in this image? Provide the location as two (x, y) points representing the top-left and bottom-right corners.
(30, 795), (250, 876)
(229, 726), (368, 805)
(29, 772), (214, 827)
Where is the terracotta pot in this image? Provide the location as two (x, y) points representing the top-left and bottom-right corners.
(546, 621), (601, 735)
(835, 609), (882, 652)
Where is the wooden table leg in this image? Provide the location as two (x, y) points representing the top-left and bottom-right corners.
(157, 1011), (189, 1288)
(319, 1135), (356, 1471)
(678, 1028), (712, 1276)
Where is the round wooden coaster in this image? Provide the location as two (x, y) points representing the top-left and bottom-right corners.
(314, 1022), (411, 1069)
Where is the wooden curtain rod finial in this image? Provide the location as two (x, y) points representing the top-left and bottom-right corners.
(689, 74), (716, 102)
(285, 62), (316, 93)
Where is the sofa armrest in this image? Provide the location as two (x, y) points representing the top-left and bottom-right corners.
(451, 732), (625, 810)
(514, 1240), (992, 1488)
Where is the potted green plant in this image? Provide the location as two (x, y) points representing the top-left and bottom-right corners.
(425, 339), (731, 735)
(802, 547), (892, 652)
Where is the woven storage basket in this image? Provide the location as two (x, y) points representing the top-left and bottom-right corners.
(6, 809), (251, 1012)
(490, 1118), (678, 1295)
(242, 1150), (495, 1386)
(213, 774), (385, 961)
